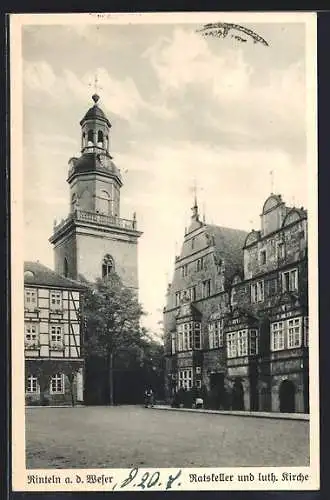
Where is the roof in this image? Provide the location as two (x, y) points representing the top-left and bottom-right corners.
(206, 224), (248, 281)
(80, 104), (111, 127)
(67, 153), (122, 185)
(24, 261), (86, 291)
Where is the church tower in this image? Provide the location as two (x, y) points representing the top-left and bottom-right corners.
(49, 93), (142, 291)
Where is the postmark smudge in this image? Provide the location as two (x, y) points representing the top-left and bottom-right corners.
(196, 23), (269, 46)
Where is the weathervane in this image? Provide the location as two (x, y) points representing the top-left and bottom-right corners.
(89, 73), (103, 104)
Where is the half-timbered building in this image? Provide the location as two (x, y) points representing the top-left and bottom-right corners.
(24, 261), (86, 406)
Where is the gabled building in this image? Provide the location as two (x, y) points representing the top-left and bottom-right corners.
(164, 194), (309, 413)
(24, 261), (86, 406)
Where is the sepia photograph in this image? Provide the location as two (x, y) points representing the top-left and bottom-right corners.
(11, 12), (319, 491)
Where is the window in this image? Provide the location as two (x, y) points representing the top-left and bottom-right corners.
(188, 286), (196, 302)
(24, 323), (39, 349)
(50, 325), (64, 350)
(183, 323), (193, 350)
(196, 258), (204, 272)
(260, 250), (267, 265)
(271, 322), (285, 351)
(251, 281), (264, 303)
(196, 366), (201, 374)
(178, 369), (193, 389)
(177, 323), (192, 351)
(208, 320), (224, 349)
(50, 291), (62, 311)
(191, 237), (195, 249)
(171, 333), (176, 354)
(64, 258), (69, 278)
(102, 255), (114, 278)
(227, 332), (237, 358)
(304, 316), (309, 347)
(287, 318), (302, 348)
(175, 292), (181, 307)
(87, 129), (94, 145)
(251, 283), (257, 304)
(181, 265), (188, 277)
(271, 318), (303, 351)
(202, 279), (211, 299)
(265, 278), (277, 297)
(230, 287), (237, 306)
(257, 281), (264, 302)
(97, 130), (104, 147)
(249, 330), (259, 355)
(99, 190), (111, 215)
(196, 379), (202, 389)
(177, 322), (201, 351)
(277, 242), (285, 260)
(194, 322), (201, 349)
(25, 288), (37, 310)
(282, 269), (298, 292)
(50, 373), (65, 394)
(26, 375), (39, 394)
(237, 330), (248, 357)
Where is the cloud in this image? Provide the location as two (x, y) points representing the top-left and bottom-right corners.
(24, 59), (178, 125)
(143, 27), (306, 160)
(22, 23), (309, 335)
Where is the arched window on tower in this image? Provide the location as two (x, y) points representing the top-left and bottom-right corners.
(102, 255), (114, 279)
(99, 190), (111, 215)
(64, 258), (69, 278)
(82, 132), (86, 149)
(97, 130), (104, 148)
(87, 130), (94, 146)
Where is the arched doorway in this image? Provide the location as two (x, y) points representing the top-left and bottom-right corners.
(279, 380), (296, 413)
(231, 379), (244, 410)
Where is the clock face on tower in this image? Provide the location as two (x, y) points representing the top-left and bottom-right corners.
(99, 154), (112, 170)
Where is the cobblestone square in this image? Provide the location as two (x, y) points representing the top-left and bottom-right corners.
(25, 406), (309, 469)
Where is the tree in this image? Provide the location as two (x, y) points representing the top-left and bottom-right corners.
(82, 273), (146, 406)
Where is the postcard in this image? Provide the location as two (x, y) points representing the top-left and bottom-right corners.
(10, 11), (319, 492)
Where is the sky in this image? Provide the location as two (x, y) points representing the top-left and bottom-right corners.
(22, 16), (311, 336)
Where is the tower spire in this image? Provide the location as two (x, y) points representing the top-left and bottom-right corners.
(191, 179), (200, 221)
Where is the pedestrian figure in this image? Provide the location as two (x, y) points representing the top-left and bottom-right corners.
(144, 388), (154, 408)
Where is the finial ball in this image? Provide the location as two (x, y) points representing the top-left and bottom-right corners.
(92, 93), (100, 104)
